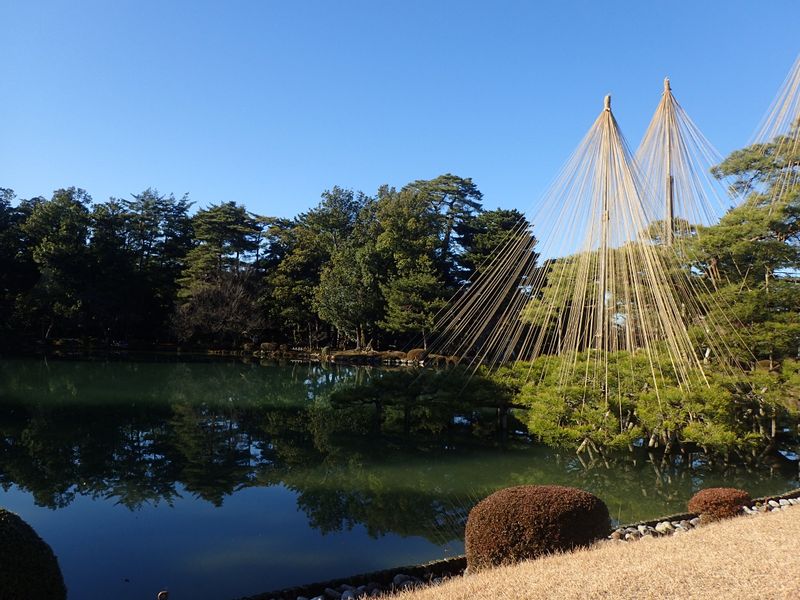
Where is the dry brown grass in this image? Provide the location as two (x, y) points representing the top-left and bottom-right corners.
(396, 508), (800, 600)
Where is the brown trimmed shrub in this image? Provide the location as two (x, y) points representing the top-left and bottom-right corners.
(378, 350), (407, 361)
(0, 508), (66, 599)
(465, 485), (610, 570)
(688, 487), (751, 522)
(426, 353), (448, 366)
(406, 348), (428, 362)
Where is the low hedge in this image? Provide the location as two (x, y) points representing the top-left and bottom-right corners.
(688, 487), (751, 522)
(465, 485), (610, 570)
(0, 508), (66, 600)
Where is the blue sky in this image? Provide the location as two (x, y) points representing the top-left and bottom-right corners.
(1, 0), (797, 218)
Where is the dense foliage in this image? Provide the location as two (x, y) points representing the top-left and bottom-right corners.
(0, 176), (531, 351)
(490, 352), (800, 458)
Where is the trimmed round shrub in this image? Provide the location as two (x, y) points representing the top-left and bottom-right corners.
(406, 348), (428, 362)
(687, 487), (751, 522)
(425, 353), (448, 366)
(0, 508), (66, 599)
(465, 485), (610, 570)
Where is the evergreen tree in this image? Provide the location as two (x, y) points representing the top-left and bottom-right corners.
(86, 199), (137, 341)
(379, 258), (447, 349)
(690, 134), (800, 365)
(119, 189), (194, 341)
(17, 188), (92, 339)
(265, 188), (368, 346)
(175, 202), (264, 344)
(402, 174), (484, 284)
(457, 208), (534, 279)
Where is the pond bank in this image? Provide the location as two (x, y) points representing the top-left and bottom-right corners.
(239, 345), (450, 367)
(239, 487), (800, 600)
(7, 342), (442, 368)
(390, 498), (800, 600)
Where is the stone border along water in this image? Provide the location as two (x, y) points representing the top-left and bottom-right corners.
(236, 487), (800, 600)
(235, 556), (466, 600)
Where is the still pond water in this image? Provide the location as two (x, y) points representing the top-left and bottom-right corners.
(0, 357), (798, 599)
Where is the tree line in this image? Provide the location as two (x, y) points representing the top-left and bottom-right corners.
(1, 128), (797, 365)
(0, 174), (531, 351)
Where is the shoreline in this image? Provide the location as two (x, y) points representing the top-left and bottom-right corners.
(238, 486), (800, 600)
(392, 492), (800, 600)
(0, 342), (452, 368)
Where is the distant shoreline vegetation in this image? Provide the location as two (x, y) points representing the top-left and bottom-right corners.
(0, 174), (530, 352)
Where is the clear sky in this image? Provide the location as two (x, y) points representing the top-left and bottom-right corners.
(1, 0), (797, 218)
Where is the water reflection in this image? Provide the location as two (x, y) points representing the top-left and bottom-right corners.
(0, 358), (798, 545)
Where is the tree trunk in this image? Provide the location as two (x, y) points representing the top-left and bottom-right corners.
(709, 257), (719, 289)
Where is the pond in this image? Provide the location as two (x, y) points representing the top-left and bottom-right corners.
(0, 357), (797, 599)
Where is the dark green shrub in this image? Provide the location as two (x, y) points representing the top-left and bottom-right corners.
(0, 508), (66, 600)
(688, 487), (751, 522)
(465, 485), (610, 570)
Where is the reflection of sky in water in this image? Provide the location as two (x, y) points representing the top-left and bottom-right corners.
(0, 358), (797, 600)
(1, 484), (456, 600)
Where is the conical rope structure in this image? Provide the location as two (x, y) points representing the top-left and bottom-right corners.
(635, 78), (750, 374)
(752, 53), (800, 203)
(430, 89), (747, 406)
(636, 78), (732, 240)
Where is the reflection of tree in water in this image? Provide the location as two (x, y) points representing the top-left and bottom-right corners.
(0, 358), (336, 508)
(0, 360), (797, 541)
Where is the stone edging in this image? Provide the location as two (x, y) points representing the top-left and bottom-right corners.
(236, 556), (465, 600)
(608, 486), (800, 541)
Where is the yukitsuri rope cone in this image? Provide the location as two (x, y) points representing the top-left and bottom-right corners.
(752, 53), (800, 204)
(634, 78), (750, 372)
(429, 91), (745, 409)
(635, 78), (732, 242)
